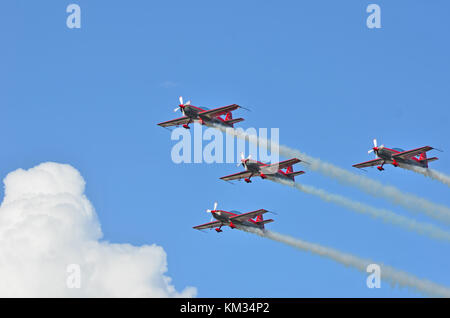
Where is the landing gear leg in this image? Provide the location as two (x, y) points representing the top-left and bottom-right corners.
(182, 120), (192, 129)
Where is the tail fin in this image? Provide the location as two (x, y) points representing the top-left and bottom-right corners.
(256, 214), (264, 229)
(419, 152), (428, 168)
(418, 155), (438, 167)
(256, 214), (274, 229)
(286, 170), (305, 180)
(285, 165), (304, 181)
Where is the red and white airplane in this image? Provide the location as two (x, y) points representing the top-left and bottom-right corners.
(157, 96), (245, 130)
(193, 202), (273, 233)
(352, 139), (439, 171)
(220, 153), (305, 183)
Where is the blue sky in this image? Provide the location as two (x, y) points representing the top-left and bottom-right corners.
(1, 0), (449, 297)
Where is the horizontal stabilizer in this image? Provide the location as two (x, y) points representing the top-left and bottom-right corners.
(420, 157), (439, 163)
(257, 219), (274, 225)
(286, 171), (305, 178)
(224, 118), (244, 125)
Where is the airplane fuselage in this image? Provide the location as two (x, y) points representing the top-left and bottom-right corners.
(211, 210), (264, 230)
(244, 161), (295, 182)
(182, 106), (233, 128)
(376, 147), (427, 168)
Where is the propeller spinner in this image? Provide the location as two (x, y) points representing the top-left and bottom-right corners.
(237, 152), (252, 168)
(367, 138), (384, 158)
(173, 96), (191, 113)
(206, 201), (218, 222)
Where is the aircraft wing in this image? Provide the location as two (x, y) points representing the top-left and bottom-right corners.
(157, 116), (191, 128)
(391, 146), (433, 160)
(263, 158), (301, 172)
(352, 158), (385, 169)
(229, 209), (268, 222)
(379, 147), (398, 155)
(220, 170), (254, 181)
(193, 220), (222, 230)
(198, 104), (240, 119)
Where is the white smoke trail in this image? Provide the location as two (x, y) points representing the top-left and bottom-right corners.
(401, 164), (450, 187)
(214, 125), (450, 225)
(270, 177), (450, 243)
(242, 226), (450, 297)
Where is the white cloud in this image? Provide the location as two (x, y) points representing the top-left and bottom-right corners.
(0, 162), (196, 297)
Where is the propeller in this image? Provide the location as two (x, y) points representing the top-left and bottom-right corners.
(237, 152), (252, 168)
(367, 138), (384, 158)
(206, 201), (218, 222)
(173, 96), (191, 113)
